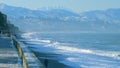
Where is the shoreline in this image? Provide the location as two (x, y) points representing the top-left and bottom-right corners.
(16, 34), (74, 68)
(33, 51), (73, 68)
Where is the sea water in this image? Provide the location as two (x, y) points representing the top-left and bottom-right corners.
(20, 32), (120, 68)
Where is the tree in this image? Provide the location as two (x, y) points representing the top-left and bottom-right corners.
(0, 12), (19, 34)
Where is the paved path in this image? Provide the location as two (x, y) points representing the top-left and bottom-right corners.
(0, 37), (21, 68)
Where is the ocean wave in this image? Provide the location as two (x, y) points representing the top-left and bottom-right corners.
(20, 33), (120, 68)
(56, 45), (120, 59)
(21, 32), (38, 38)
(22, 37), (120, 60)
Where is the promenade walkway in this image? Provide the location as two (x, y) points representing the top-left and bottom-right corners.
(0, 37), (21, 68)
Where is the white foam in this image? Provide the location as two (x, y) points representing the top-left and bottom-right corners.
(56, 45), (120, 59)
(21, 32), (37, 38)
(21, 33), (120, 68)
(23, 36), (120, 60)
(21, 38), (51, 44)
(29, 38), (51, 43)
(67, 57), (80, 62)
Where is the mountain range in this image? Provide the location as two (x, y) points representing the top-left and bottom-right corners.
(0, 3), (120, 33)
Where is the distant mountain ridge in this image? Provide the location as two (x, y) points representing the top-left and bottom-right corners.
(0, 3), (79, 20)
(0, 3), (120, 33)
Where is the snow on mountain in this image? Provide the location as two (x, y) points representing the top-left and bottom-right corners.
(0, 3), (5, 10)
(0, 3), (120, 33)
(0, 3), (80, 20)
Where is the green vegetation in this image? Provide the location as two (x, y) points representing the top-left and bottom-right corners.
(0, 12), (19, 35)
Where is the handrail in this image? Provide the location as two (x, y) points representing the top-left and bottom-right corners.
(12, 37), (28, 68)
(11, 35), (45, 68)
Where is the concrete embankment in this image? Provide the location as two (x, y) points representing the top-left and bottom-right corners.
(0, 37), (21, 68)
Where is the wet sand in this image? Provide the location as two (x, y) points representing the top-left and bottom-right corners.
(33, 51), (73, 68)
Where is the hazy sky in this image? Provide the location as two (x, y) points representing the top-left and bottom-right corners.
(0, 0), (120, 13)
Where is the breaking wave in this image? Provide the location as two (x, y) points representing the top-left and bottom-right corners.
(20, 32), (120, 68)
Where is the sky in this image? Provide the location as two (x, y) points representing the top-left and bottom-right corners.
(0, 0), (120, 13)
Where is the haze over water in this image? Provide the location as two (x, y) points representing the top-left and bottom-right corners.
(1, 0), (120, 68)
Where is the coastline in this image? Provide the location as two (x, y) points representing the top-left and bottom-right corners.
(32, 51), (73, 68)
(16, 34), (75, 68)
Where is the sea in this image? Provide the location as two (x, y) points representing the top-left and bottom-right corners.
(20, 32), (120, 68)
